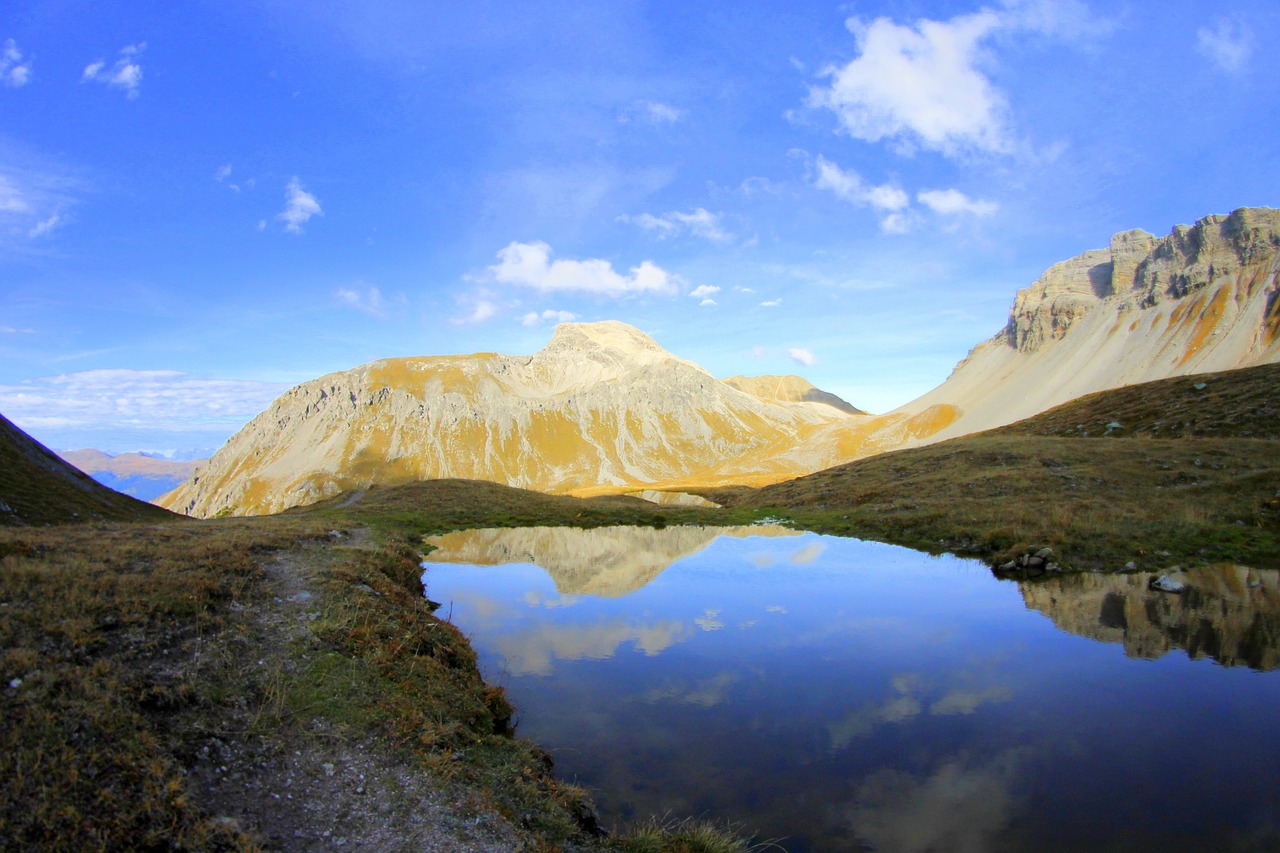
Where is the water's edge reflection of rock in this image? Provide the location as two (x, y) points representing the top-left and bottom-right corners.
(1020, 565), (1280, 670)
(424, 526), (1280, 672)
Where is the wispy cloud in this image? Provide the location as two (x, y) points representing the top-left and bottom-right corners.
(812, 155), (911, 233)
(487, 241), (679, 297)
(621, 207), (733, 243)
(620, 100), (684, 125)
(334, 284), (388, 318)
(917, 188), (997, 218)
(760, 298), (782, 308)
(0, 369), (287, 434)
(27, 210), (63, 238)
(0, 159), (82, 250)
(521, 309), (578, 328)
(2, 39), (32, 87)
(82, 43), (145, 99)
(788, 347), (817, 366)
(277, 178), (322, 234)
(453, 294), (499, 325)
(1197, 18), (1252, 73)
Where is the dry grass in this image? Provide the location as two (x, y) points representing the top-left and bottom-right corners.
(724, 364), (1280, 572)
(0, 517), (326, 849)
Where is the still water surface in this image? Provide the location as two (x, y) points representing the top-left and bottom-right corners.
(422, 525), (1280, 852)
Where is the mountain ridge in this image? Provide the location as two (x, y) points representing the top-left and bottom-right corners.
(160, 206), (1280, 518)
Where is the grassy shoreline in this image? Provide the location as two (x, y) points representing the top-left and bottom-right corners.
(1, 486), (767, 851)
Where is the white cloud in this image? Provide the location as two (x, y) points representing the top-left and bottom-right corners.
(760, 298), (782, 307)
(808, 2), (1114, 158)
(917, 188), (998, 217)
(454, 297), (498, 325)
(813, 155), (913, 232)
(2, 39), (32, 87)
(277, 178), (322, 234)
(82, 43), (144, 99)
(1, 325), (35, 334)
(0, 369), (288, 434)
(788, 347), (817, 366)
(813, 156), (908, 211)
(622, 207), (733, 243)
(0, 162), (81, 249)
(1197, 18), (1252, 73)
(214, 164), (232, 182)
(689, 284), (721, 300)
(620, 100), (684, 125)
(748, 345), (769, 359)
(334, 284), (388, 318)
(521, 309), (578, 328)
(27, 211), (63, 238)
(488, 241), (679, 297)
(699, 298), (717, 307)
(809, 11), (1009, 156)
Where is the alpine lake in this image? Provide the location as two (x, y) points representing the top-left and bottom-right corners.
(421, 523), (1280, 852)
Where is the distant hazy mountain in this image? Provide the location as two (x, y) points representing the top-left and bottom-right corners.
(1, 414), (174, 525)
(160, 206), (1280, 519)
(59, 450), (204, 502)
(721, 375), (865, 415)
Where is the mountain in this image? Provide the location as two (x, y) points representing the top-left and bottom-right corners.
(159, 321), (861, 517)
(0, 412), (175, 525)
(59, 449), (204, 501)
(161, 207), (1279, 519)
(805, 206), (1280, 459)
(424, 524), (798, 597)
(721, 375), (865, 415)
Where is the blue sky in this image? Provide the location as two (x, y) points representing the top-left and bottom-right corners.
(1, 0), (1277, 453)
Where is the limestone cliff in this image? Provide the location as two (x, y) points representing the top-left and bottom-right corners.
(808, 206), (1280, 457)
(159, 322), (856, 517)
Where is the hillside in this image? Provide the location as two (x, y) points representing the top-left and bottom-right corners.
(724, 363), (1280, 573)
(163, 207), (1278, 521)
(160, 322), (860, 518)
(0, 412), (174, 525)
(721, 374), (865, 414)
(59, 449), (203, 501)
(863, 206), (1280, 446)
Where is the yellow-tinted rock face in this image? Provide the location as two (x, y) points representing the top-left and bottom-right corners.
(160, 209), (1280, 517)
(159, 321), (859, 517)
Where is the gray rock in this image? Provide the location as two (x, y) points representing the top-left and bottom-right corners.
(1035, 547), (1054, 559)
(1149, 575), (1187, 593)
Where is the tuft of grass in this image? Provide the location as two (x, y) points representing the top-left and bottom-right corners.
(610, 816), (780, 853)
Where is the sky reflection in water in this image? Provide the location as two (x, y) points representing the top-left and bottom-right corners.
(422, 526), (1280, 852)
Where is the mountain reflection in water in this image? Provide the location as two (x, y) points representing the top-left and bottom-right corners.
(421, 527), (1280, 852)
(1022, 565), (1280, 670)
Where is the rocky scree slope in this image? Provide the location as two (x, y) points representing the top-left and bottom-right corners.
(161, 322), (860, 517)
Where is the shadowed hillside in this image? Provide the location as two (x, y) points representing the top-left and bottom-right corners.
(0, 412), (174, 526)
(721, 363), (1280, 573)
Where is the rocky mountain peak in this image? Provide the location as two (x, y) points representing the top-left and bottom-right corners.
(541, 321), (669, 362)
(1004, 206), (1280, 353)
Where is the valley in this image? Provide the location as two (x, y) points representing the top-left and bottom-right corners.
(3, 207), (1278, 850)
